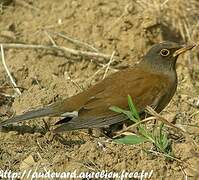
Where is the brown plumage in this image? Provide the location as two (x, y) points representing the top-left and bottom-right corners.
(0, 42), (195, 132)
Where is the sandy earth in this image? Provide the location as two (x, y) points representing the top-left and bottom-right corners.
(0, 0), (199, 179)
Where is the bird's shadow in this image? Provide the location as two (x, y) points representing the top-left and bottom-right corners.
(0, 124), (86, 146)
(0, 124), (47, 134)
(53, 133), (85, 146)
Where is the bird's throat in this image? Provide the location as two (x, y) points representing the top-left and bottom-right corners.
(139, 58), (177, 78)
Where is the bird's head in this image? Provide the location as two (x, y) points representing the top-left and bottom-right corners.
(143, 41), (195, 72)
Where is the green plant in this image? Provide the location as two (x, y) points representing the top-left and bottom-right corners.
(110, 95), (172, 155)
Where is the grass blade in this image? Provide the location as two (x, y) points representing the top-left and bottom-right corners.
(127, 95), (140, 120)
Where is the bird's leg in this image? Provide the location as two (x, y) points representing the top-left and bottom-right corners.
(89, 128), (109, 138)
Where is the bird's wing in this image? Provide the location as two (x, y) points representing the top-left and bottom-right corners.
(54, 69), (171, 132)
(78, 69), (170, 116)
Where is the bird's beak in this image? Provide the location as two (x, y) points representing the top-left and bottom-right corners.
(173, 44), (196, 57)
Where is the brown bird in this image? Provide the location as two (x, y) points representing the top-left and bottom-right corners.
(0, 42), (195, 132)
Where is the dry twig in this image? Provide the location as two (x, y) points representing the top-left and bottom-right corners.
(64, 71), (83, 92)
(114, 116), (157, 138)
(50, 31), (99, 52)
(0, 43), (115, 62)
(146, 106), (186, 133)
(0, 45), (22, 96)
(102, 51), (115, 79)
(44, 30), (57, 46)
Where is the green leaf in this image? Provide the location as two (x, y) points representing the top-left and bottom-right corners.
(127, 95), (140, 120)
(139, 127), (155, 144)
(109, 106), (127, 114)
(109, 106), (136, 121)
(162, 134), (169, 149)
(114, 135), (148, 145)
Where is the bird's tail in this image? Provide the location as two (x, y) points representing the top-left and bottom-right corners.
(0, 105), (58, 126)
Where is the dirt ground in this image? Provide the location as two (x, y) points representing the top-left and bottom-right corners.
(0, 0), (198, 179)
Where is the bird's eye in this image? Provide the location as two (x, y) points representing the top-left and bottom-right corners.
(160, 49), (170, 56)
